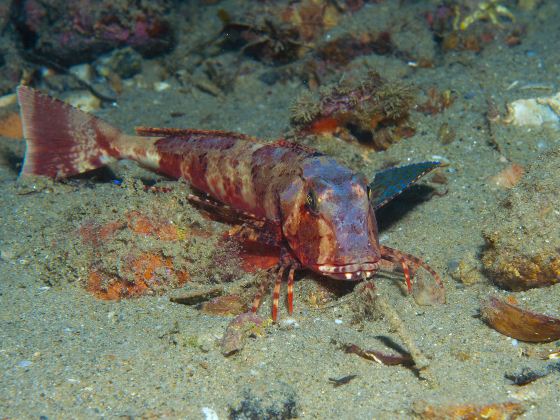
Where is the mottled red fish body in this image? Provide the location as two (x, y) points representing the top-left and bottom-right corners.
(17, 85), (443, 321)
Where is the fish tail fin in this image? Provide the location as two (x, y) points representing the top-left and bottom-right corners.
(17, 85), (123, 178)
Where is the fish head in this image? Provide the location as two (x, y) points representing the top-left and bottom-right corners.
(279, 163), (381, 281)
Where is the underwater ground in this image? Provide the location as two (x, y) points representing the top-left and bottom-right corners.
(1, 1), (559, 418)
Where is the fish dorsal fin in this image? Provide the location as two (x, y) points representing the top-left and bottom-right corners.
(369, 161), (441, 210)
(271, 139), (323, 156)
(135, 126), (260, 142)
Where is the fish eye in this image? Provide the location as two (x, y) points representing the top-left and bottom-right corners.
(306, 189), (318, 214)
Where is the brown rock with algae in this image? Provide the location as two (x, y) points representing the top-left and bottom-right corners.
(290, 71), (416, 151)
(481, 148), (560, 291)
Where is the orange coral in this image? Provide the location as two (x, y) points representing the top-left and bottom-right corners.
(79, 210), (192, 300)
(126, 210), (183, 241)
(309, 117), (341, 135)
(87, 252), (189, 300)
(79, 220), (125, 246)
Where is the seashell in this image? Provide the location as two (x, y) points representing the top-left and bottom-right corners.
(480, 296), (560, 343)
(489, 163), (525, 188)
(503, 92), (560, 128)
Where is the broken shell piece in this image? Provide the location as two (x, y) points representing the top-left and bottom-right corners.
(343, 343), (413, 366)
(480, 296), (560, 343)
(412, 272), (446, 306)
(503, 92), (560, 128)
(489, 164), (525, 189)
(169, 286), (223, 305)
(201, 294), (248, 316)
(221, 311), (268, 356)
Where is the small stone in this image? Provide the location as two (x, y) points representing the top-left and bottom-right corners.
(0, 93), (17, 108)
(94, 47), (143, 79)
(201, 407), (219, 420)
(65, 91), (101, 113)
(18, 360), (32, 368)
(154, 81), (171, 92)
(280, 318), (300, 329)
(69, 64), (95, 83)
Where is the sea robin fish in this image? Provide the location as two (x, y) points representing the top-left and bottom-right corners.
(17, 85), (443, 321)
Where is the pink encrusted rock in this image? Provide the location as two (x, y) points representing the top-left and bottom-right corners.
(17, 0), (174, 66)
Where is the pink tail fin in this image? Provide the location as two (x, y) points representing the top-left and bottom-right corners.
(17, 85), (122, 178)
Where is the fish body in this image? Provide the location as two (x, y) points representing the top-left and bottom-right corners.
(17, 85), (442, 320)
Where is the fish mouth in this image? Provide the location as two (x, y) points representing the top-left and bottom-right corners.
(313, 262), (379, 281)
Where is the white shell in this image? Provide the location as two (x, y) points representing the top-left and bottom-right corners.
(504, 92), (560, 128)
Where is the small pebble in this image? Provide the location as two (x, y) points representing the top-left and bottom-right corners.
(154, 81), (171, 92)
(280, 318), (300, 329)
(201, 407), (219, 420)
(18, 360), (32, 368)
(0, 93), (17, 108)
(334, 319), (343, 325)
(69, 64), (94, 83)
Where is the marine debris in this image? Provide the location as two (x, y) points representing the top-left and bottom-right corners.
(480, 295), (560, 343)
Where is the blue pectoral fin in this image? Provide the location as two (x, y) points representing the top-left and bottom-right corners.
(369, 161), (441, 210)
